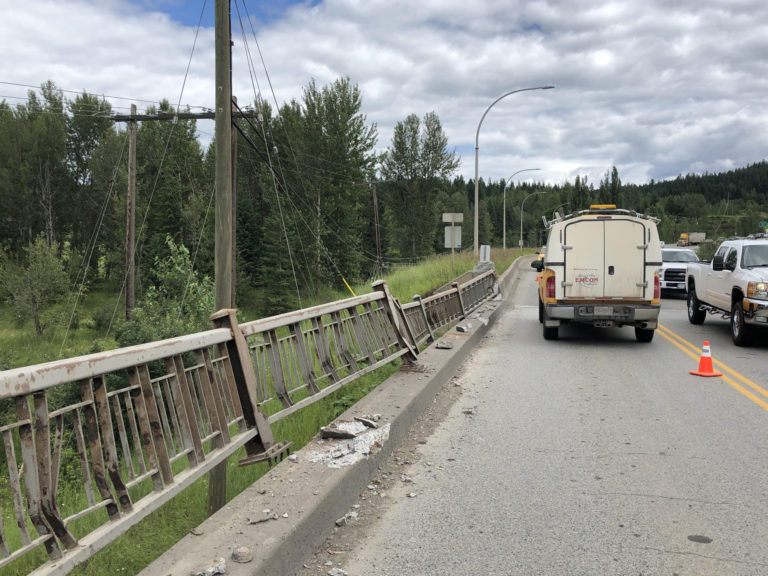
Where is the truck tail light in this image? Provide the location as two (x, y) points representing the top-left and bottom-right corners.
(546, 275), (556, 299)
(653, 273), (660, 300)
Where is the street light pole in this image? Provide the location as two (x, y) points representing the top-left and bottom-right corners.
(503, 168), (541, 250)
(473, 85), (554, 254)
(520, 190), (549, 254)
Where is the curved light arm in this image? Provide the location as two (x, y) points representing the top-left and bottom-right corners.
(503, 168), (541, 191)
(473, 85), (554, 254)
(475, 86), (554, 149)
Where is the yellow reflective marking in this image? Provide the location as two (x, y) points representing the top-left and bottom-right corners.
(657, 324), (768, 411)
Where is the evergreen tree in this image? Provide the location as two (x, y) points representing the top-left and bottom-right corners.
(379, 111), (459, 258)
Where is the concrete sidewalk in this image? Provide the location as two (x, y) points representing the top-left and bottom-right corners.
(139, 259), (522, 576)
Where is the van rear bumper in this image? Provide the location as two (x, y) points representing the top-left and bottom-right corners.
(546, 303), (660, 327)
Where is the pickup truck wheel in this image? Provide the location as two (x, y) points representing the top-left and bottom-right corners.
(687, 289), (706, 324)
(635, 327), (655, 343)
(731, 302), (753, 346)
(542, 308), (558, 340)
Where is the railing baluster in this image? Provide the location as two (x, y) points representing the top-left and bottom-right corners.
(73, 409), (96, 506)
(312, 316), (339, 383)
(351, 305), (377, 364)
(135, 366), (173, 486)
(17, 394), (61, 559)
(92, 378), (133, 514)
(266, 329), (292, 406)
(3, 428), (30, 546)
(152, 379), (177, 458)
(32, 392), (78, 550)
(195, 350), (231, 443)
(331, 311), (359, 373)
(290, 322), (320, 394)
(166, 356), (203, 466)
(112, 395), (136, 480)
(0, 497), (7, 558)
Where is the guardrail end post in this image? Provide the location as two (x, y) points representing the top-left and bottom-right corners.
(452, 282), (467, 318)
(210, 309), (288, 465)
(372, 281), (419, 362)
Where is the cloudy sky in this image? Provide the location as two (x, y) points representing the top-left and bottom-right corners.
(1, 0), (767, 186)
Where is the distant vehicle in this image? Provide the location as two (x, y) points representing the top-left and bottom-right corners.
(659, 248), (699, 293)
(531, 205), (662, 342)
(678, 232), (706, 246)
(686, 238), (768, 346)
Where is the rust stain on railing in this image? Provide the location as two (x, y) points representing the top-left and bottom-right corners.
(0, 272), (497, 575)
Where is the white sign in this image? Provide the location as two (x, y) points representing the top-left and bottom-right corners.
(442, 213), (464, 223)
(444, 226), (462, 249)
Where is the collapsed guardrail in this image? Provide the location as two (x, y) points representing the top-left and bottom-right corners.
(0, 271), (496, 575)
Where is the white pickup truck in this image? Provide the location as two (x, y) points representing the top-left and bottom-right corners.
(686, 238), (768, 345)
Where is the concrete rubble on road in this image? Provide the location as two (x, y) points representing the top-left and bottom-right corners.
(309, 423), (391, 468)
(193, 557), (226, 576)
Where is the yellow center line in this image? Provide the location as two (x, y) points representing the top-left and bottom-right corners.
(657, 323), (768, 411)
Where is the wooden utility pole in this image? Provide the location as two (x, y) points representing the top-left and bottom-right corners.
(209, 0), (233, 516)
(231, 96), (238, 308)
(125, 104), (137, 320)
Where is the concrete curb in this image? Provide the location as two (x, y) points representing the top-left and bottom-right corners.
(139, 258), (525, 576)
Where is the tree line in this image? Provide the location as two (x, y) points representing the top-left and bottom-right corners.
(1, 78), (767, 343)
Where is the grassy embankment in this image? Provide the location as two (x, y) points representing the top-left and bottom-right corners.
(0, 248), (527, 576)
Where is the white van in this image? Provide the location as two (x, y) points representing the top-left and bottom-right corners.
(531, 205), (662, 342)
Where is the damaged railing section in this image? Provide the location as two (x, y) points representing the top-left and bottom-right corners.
(0, 274), (497, 574)
(236, 281), (418, 435)
(0, 327), (259, 575)
(401, 270), (497, 346)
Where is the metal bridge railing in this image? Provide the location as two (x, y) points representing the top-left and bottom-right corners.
(0, 273), (496, 575)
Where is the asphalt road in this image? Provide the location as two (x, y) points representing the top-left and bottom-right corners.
(310, 262), (768, 575)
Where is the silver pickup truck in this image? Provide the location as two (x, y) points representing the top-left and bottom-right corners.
(686, 238), (768, 345)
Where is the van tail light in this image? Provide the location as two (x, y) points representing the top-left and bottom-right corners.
(546, 275), (556, 299)
(653, 273), (660, 300)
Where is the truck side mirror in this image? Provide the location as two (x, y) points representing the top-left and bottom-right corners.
(712, 255), (724, 271)
(531, 260), (544, 272)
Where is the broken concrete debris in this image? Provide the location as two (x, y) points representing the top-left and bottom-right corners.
(335, 511), (358, 526)
(353, 415), (378, 429)
(193, 557), (226, 576)
(247, 509), (278, 524)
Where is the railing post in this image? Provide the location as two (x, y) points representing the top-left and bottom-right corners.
(372, 281), (419, 361)
(210, 309), (292, 469)
(452, 282), (467, 319)
(413, 294), (435, 343)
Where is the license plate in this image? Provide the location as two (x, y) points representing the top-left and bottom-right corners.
(594, 306), (613, 315)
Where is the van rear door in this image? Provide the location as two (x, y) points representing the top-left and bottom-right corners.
(564, 218), (647, 298)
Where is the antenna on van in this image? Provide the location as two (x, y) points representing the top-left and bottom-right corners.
(542, 215), (549, 228)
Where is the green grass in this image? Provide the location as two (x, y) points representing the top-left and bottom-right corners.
(0, 250), (523, 576)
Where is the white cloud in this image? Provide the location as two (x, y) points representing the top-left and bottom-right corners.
(1, 0), (767, 186)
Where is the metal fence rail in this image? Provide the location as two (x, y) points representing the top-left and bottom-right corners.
(402, 270), (496, 345)
(0, 273), (496, 575)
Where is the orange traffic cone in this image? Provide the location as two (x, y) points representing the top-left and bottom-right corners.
(690, 340), (723, 377)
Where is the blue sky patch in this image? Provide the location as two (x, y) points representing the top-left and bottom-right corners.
(133, 0), (313, 28)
